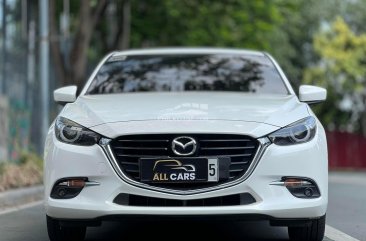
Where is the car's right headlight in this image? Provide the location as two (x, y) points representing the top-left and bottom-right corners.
(268, 116), (316, 146)
(54, 117), (101, 146)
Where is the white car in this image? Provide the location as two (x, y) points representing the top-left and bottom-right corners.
(44, 48), (328, 241)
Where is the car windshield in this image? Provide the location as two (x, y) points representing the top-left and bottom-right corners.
(86, 54), (289, 95)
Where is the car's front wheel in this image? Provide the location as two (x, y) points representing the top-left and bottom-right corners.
(47, 216), (86, 241)
(288, 215), (326, 241)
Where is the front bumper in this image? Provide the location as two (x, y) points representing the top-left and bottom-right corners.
(44, 129), (328, 220)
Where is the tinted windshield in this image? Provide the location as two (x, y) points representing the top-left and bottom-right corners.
(86, 54), (289, 95)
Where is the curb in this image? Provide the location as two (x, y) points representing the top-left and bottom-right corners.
(0, 185), (44, 210)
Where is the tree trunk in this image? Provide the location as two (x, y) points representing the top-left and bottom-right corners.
(49, 0), (68, 86)
(119, 0), (131, 50)
(69, 0), (93, 89)
(111, 0), (131, 51)
(49, 0), (108, 89)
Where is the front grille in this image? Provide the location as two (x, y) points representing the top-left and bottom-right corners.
(110, 134), (259, 189)
(113, 193), (256, 207)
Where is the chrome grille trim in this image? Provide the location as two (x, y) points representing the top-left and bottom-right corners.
(113, 147), (169, 150)
(117, 139), (170, 143)
(110, 134), (259, 182)
(200, 146), (256, 150)
(101, 137), (271, 195)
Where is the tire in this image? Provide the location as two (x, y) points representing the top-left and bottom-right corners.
(47, 216), (86, 241)
(288, 215), (326, 241)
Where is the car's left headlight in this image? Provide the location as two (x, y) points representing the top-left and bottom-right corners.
(268, 116), (316, 146)
(55, 117), (101, 146)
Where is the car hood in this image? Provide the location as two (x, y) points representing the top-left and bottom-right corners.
(60, 92), (309, 130)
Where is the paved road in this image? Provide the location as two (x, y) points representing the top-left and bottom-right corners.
(0, 203), (336, 241)
(328, 172), (366, 241)
(3, 172), (366, 241)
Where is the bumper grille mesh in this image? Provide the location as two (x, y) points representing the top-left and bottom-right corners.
(113, 193), (256, 207)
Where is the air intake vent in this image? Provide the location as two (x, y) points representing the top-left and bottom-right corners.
(113, 193), (256, 207)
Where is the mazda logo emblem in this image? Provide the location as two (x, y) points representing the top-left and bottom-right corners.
(171, 136), (197, 156)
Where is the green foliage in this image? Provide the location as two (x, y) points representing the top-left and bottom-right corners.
(303, 17), (366, 134)
(130, 0), (283, 50)
(341, 0), (366, 34)
(0, 162), (5, 175)
(18, 151), (43, 169)
(269, 0), (346, 86)
(8, 101), (31, 161)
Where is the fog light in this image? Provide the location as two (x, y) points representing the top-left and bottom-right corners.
(57, 188), (67, 197)
(58, 179), (86, 188)
(284, 178), (312, 188)
(304, 188), (313, 197)
(51, 177), (87, 199)
(282, 177), (320, 199)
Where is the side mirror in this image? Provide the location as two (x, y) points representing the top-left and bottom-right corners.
(54, 86), (77, 105)
(299, 85), (327, 104)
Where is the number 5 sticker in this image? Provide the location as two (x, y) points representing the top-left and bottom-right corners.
(208, 159), (218, 182)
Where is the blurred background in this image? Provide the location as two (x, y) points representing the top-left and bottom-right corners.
(0, 0), (365, 190)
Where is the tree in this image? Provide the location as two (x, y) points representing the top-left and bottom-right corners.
(269, 0), (348, 87)
(49, 0), (288, 89)
(303, 17), (366, 136)
(130, 0), (283, 50)
(49, 0), (109, 88)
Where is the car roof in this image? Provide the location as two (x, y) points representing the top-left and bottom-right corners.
(110, 47), (265, 57)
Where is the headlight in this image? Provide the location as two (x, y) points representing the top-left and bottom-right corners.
(55, 117), (101, 146)
(268, 116), (316, 145)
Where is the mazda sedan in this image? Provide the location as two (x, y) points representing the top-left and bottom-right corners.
(45, 48), (327, 241)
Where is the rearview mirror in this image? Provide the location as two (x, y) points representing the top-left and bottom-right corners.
(299, 85), (327, 104)
(54, 86), (77, 104)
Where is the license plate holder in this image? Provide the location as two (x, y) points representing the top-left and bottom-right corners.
(139, 157), (218, 183)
